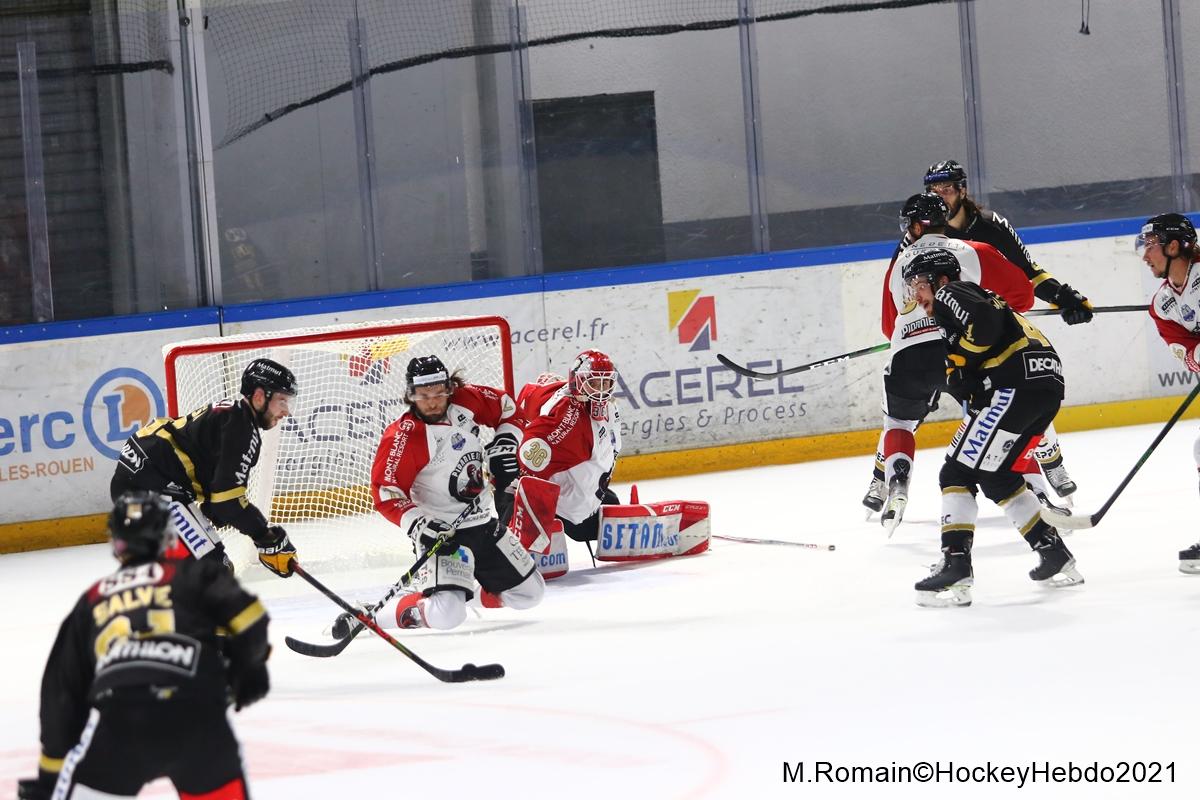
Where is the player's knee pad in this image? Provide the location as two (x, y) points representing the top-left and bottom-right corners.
(416, 545), (476, 600)
(422, 591), (468, 630)
(938, 458), (975, 491)
(978, 471), (1026, 505)
(883, 415), (920, 433)
(499, 570), (545, 611)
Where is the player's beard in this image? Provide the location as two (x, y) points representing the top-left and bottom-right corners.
(411, 402), (449, 424)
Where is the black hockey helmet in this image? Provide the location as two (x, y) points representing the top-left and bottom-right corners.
(924, 159), (967, 189)
(902, 248), (962, 287)
(405, 355), (451, 399)
(241, 358), (298, 398)
(899, 192), (949, 234)
(109, 491), (175, 563)
(1136, 212), (1197, 255)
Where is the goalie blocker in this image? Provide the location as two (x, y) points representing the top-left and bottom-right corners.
(507, 479), (711, 579)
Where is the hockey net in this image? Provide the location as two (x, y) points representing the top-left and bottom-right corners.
(163, 316), (513, 578)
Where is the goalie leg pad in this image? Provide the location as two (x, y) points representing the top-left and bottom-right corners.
(509, 476), (563, 554)
(532, 530), (569, 580)
(596, 501), (711, 562)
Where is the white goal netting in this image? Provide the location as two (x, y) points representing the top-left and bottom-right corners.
(163, 316), (512, 577)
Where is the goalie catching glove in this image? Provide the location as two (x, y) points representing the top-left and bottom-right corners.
(252, 525), (296, 577)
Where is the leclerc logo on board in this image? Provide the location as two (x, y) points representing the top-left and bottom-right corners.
(84, 367), (165, 460)
(667, 289), (717, 352)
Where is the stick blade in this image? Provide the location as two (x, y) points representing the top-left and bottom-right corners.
(284, 634), (355, 658)
(715, 353), (767, 379)
(438, 662), (506, 683)
(1039, 507), (1096, 530)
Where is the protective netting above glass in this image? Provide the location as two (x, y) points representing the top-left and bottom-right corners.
(206, 0), (949, 147)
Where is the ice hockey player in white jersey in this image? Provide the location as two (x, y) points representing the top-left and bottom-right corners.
(1136, 212), (1200, 573)
(869, 193), (1038, 535)
(335, 356), (543, 635)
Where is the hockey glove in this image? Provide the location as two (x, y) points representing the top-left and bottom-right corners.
(253, 525), (296, 578)
(408, 516), (453, 551)
(486, 433), (520, 493)
(1051, 283), (1094, 325)
(232, 661), (270, 711)
(945, 368), (986, 408)
(17, 772), (54, 800)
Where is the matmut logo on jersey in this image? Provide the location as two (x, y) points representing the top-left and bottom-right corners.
(667, 289), (717, 352)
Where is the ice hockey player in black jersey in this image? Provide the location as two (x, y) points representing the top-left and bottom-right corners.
(925, 158), (1091, 499)
(17, 491), (271, 800)
(902, 250), (1083, 607)
(864, 160), (1093, 515)
(110, 358), (299, 578)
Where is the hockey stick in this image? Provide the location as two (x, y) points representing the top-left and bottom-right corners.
(716, 344), (890, 380)
(284, 535), (453, 658)
(715, 534), (835, 551)
(284, 499), (480, 658)
(1025, 304), (1147, 317)
(1039, 381), (1200, 530)
(718, 305), (1148, 381)
(292, 564), (505, 683)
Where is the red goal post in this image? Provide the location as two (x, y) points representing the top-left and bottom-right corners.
(162, 316), (513, 575)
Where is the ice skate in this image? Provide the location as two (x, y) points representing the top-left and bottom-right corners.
(915, 552), (973, 607)
(880, 466), (909, 537)
(1042, 455), (1077, 497)
(862, 477), (886, 518)
(1041, 455), (1077, 505)
(1179, 542), (1200, 574)
(1029, 534), (1084, 587)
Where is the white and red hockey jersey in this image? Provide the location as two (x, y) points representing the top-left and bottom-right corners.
(881, 234), (1035, 356)
(1149, 261), (1200, 371)
(517, 381), (621, 525)
(371, 385), (523, 533)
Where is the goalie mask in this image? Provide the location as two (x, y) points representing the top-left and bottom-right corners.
(109, 491), (175, 564)
(569, 349), (617, 420)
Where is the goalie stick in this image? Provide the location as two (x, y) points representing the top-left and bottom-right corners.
(715, 534), (835, 550)
(292, 564), (505, 683)
(718, 304), (1149, 380)
(1039, 382), (1200, 530)
(285, 500), (479, 658)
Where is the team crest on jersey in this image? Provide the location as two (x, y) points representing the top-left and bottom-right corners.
(451, 432), (466, 451)
(1183, 305), (1195, 322)
(448, 453), (485, 502)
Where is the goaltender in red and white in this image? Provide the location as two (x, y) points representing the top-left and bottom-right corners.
(515, 349), (711, 575)
(361, 355), (544, 632)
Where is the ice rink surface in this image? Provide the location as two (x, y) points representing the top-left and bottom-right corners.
(2, 422), (1198, 799)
